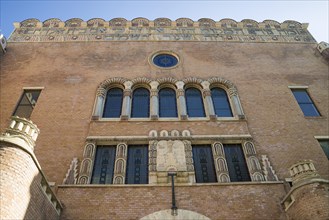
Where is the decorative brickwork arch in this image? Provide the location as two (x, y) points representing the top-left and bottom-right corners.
(220, 18), (238, 28)
(131, 17), (149, 27)
(140, 209), (210, 220)
(87, 18), (106, 27)
(65, 18), (83, 27)
(21, 18), (40, 27)
(154, 18), (172, 27)
(198, 18), (216, 28)
(109, 18), (127, 27)
(176, 18), (194, 27)
(43, 18), (62, 28)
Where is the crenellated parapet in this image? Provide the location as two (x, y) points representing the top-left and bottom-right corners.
(1, 116), (40, 152)
(282, 160), (329, 219)
(0, 116), (62, 219)
(9, 17), (316, 43)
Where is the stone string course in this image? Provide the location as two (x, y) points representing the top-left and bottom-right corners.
(9, 17), (316, 43)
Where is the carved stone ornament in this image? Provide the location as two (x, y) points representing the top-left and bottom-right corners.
(131, 17), (149, 27)
(10, 18), (315, 44)
(87, 18), (106, 27)
(154, 18), (171, 27)
(176, 18), (194, 27)
(109, 18), (127, 27)
(43, 18), (61, 28)
(198, 18), (216, 28)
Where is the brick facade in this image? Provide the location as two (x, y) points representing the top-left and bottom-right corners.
(0, 18), (328, 219)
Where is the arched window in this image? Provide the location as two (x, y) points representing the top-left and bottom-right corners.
(103, 88), (123, 118)
(185, 88), (205, 117)
(159, 88), (177, 117)
(211, 88), (233, 117)
(131, 88), (150, 118)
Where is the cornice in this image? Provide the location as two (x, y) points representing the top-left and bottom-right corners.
(9, 17), (315, 44)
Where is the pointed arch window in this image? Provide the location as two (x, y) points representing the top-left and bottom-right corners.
(103, 88), (123, 118)
(211, 88), (233, 117)
(159, 88), (178, 117)
(131, 88), (150, 118)
(185, 88), (205, 117)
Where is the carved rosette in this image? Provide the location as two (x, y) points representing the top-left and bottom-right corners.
(243, 141), (265, 181)
(77, 142), (96, 184)
(212, 142), (230, 183)
(113, 143), (127, 184)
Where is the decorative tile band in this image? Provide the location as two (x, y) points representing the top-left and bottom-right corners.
(8, 18), (316, 43)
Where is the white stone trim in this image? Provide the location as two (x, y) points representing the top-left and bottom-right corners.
(288, 85), (309, 89)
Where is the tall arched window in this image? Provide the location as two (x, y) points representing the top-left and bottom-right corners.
(103, 88), (123, 118)
(185, 88), (205, 117)
(131, 88), (150, 118)
(159, 88), (177, 117)
(211, 88), (233, 117)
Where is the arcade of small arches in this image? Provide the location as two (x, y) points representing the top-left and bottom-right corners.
(92, 76), (245, 121)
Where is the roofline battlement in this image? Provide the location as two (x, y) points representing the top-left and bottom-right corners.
(9, 17), (316, 43)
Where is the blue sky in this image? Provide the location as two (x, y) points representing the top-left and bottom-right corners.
(0, 1), (328, 42)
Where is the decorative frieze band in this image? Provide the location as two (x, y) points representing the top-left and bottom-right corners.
(9, 18), (315, 43)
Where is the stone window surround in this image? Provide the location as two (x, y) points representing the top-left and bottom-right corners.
(76, 131), (280, 185)
(92, 77), (245, 121)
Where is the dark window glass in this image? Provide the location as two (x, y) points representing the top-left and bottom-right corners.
(91, 146), (116, 184)
(185, 88), (205, 117)
(292, 89), (320, 117)
(13, 90), (41, 119)
(192, 145), (217, 183)
(224, 144), (251, 182)
(318, 140), (329, 160)
(153, 54), (178, 68)
(126, 145), (148, 184)
(211, 88), (233, 117)
(103, 88), (123, 118)
(131, 88), (150, 118)
(159, 88), (177, 117)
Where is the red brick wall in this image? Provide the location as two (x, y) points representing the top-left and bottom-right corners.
(0, 142), (60, 220)
(286, 182), (329, 220)
(57, 183), (287, 220)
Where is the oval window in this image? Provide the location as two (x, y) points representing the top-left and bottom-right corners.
(152, 53), (178, 68)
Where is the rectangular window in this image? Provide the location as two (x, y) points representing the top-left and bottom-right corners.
(223, 144), (251, 182)
(126, 145), (149, 184)
(192, 145), (217, 183)
(291, 89), (320, 117)
(13, 90), (41, 118)
(318, 140), (329, 160)
(91, 146), (116, 184)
